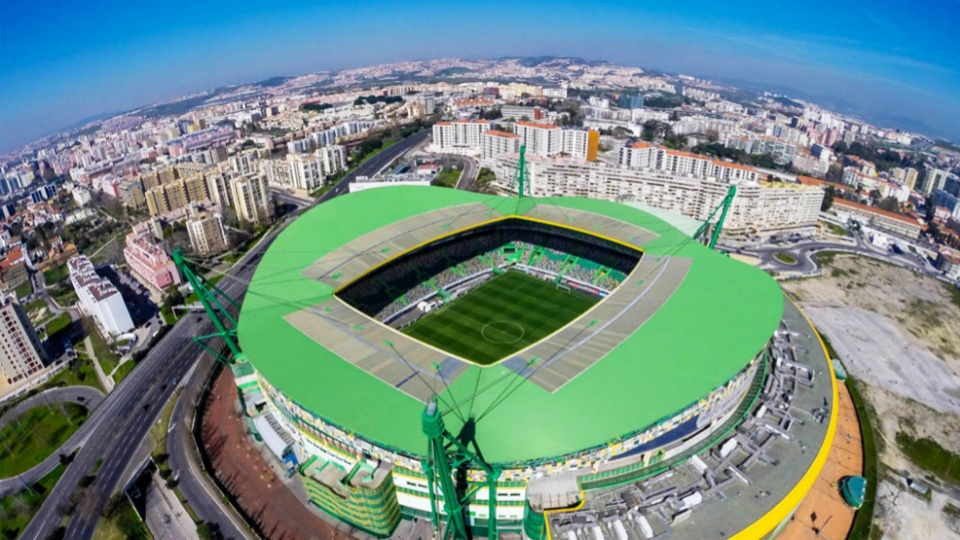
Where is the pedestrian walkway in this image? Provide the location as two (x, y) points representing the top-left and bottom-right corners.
(84, 336), (115, 393)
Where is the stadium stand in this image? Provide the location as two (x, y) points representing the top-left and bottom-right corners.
(337, 219), (643, 322)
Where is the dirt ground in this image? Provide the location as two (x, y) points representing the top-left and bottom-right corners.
(783, 254), (960, 366)
(875, 480), (960, 539)
(201, 369), (348, 540)
(779, 382), (862, 540)
(781, 253), (960, 538)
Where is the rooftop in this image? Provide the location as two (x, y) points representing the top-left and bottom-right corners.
(833, 198), (921, 226)
(239, 187), (783, 463)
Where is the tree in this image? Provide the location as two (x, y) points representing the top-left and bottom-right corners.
(821, 186), (835, 211)
(831, 141), (848, 154)
(878, 196), (900, 213)
(164, 284), (183, 308)
(480, 108), (502, 120)
(669, 110), (680, 122)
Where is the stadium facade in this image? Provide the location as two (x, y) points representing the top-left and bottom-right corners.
(231, 186), (836, 538)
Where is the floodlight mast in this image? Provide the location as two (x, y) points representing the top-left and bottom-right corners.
(515, 145), (527, 199)
(692, 184), (737, 250)
(422, 401), (501, 540)
(171, 248), (244, 363)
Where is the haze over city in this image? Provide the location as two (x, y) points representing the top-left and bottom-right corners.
(2, 0), (959, 152)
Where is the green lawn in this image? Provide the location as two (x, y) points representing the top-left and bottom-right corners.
(0, 463), (66, 539)
(45, 312), (72, 338)
(94, 495), (150, 540)
(113, 361), (136, 384)
(0, 403), (88, 477)
(43, 265), (70, 285)
(433, 169), (462, 188)
(14, 280), (32, 299)
(822, 221), (851, 237)
(895, 432), (960, 486)
(46, 356), (105, 393)
(846, 378), (881, 540)
(774, 252), (798, 264)
(87, 325), (120, 375)
(402, 270), (597, 365)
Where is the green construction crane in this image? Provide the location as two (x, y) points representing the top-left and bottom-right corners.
(422, 401), (502, 540)
(171, 248), (244, 364)
(514, 145), (527, 198)
(693, 185), (737, 250)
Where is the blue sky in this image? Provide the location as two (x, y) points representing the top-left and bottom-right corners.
(1, 0), (958, 153)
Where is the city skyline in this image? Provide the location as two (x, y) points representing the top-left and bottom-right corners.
(1, 0), (959, 154)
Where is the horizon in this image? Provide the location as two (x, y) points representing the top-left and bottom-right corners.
(1, 0), (958, 154)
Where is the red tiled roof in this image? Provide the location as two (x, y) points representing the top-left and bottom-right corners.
(833, 198), (920, 226)
(515, 121), (558, 129)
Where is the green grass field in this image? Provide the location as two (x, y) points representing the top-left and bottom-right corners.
(0, 403), (88, 477)
(402, 270), (597, 365)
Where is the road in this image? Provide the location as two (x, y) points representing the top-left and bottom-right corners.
(323, 130), (430, 199)
(452, 155), (479, 191)
(15, 127), (429, 540)
(722, 232), (942, 278)
(0, 386), (104, 436)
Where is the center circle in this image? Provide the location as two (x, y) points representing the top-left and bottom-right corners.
(481, 321), (525, 344)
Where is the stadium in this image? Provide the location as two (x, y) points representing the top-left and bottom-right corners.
(231, 186), (836, 539)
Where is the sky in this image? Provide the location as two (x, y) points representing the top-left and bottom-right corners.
(1, 0), (958, 153)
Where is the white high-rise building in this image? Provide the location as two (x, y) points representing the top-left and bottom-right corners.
(514, 122), (563, 157)
(491, 154), (821, 234)
(68, 256), (134, 339)
(619, 142), (760, 184)
(431, 120), (491, 155)
(513, 123), (596, 160)
(263, 146), (346, 192)
(481, 130), (520, 163)
(0, 294), (47, 397)
(186, 210), (228, 255)
(230, 174), (273, 226)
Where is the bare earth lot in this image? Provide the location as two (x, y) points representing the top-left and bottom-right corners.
(782, 254), (960, 539)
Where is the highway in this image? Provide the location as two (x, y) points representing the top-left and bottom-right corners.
(14, 127), (431, 540)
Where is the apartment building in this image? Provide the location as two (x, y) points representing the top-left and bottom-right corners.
(124, 230), (181, 292)
(833, 198), (922, 239)
(0, 245), (30, 291)
(230, 175), (273, 226)
(513, 122), (562, 158)
(186, 210), (228, 255)
(0, 294), (48, 397)
(432, 120), (492, 155)
(481, 131), (520, 163)
(919, 167), (953, 195)
(619, 142), (761, 184)
(68, 255), (134, 338)
(492, 154), (822, 234)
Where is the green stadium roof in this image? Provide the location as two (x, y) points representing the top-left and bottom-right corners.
(238, 187), (784, 464)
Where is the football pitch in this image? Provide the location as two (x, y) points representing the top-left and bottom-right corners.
(401, 270), (598, 365)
